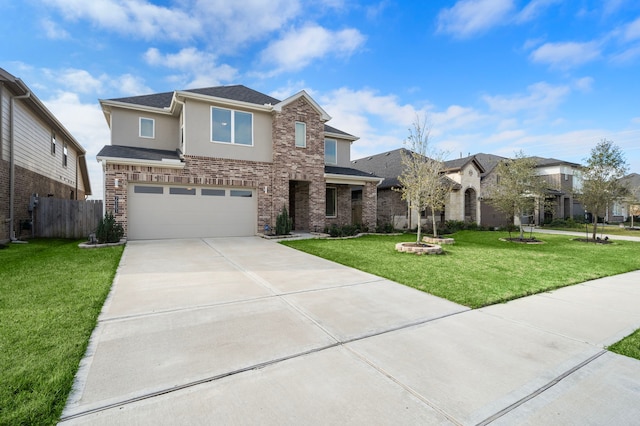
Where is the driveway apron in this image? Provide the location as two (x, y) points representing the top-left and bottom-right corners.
(60, 238), (640, 425)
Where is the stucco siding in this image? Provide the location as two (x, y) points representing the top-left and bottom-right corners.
(183, 99), (272, 162)
(110, 108), (179, 151)
(335, 139), (352, 167)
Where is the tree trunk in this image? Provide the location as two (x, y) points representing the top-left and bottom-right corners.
(431, 206), (438, 237)
(517, 209), (524, 239)
(592, 216), (598, 241)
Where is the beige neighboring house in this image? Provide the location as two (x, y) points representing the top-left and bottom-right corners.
(0, 68), (92, 243)
(97, 86), (381, 240)
(612, 173), (640, 223)
(350, 149), (483, 229)
(475, 153), (584, 227)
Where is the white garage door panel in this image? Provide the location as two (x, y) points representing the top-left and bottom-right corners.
(128, 185), (256, 240)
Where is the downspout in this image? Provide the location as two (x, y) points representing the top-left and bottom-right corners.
(9, 89), (31, 241)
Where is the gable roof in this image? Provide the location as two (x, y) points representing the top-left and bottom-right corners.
(471, 153), (508, 177)
(274, 90), (331, 121)
(444, 156), (485, 174)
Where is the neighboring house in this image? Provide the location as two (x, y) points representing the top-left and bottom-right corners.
(0, 68), (92, 243)
(474, 153), (583, 227)
(611, 173), (640, 222)
(97, 86), (381, 240)
(350, 148), (483, 229)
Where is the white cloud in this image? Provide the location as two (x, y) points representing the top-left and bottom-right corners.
(515, 0), (560, 23)
(144, 47), (237, 88)
(483, 81), (570, 114)
(112, 74), (152, 96)
(622, 16), (640, 41)
(436, 0), (515, 38)
(42, 0), (202, 41)
(192, 0), (302, 50)
(56, 68), (104, 93)
(260, 24), (365, 74)
(529, 41), (601, 69)
(573, 76), (594, 92)
(41, 18), (69, 39)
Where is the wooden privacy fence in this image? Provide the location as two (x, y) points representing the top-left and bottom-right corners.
(34, 198), (103, 239)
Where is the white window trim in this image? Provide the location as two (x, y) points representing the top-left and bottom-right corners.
(326, 186), (337, 218)
(210, 107), (254, 147)
(324, 138), (337, 165)
(51, 131), (56, 155)
(139, 117), (155, 139)
(295, 121), (306, 148)
(62, 143), (68, 168)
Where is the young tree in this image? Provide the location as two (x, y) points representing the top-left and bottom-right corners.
(486, 151), (547, 239)
(398, 116), (451, 243)
(577, 139), (628, 240)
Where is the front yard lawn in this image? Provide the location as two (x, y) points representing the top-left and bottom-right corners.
(281, 231), (640, 308)
(609, 329), (640, 361)
(0, 239), (124, 425)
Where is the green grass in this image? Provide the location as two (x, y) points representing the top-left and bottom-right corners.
(0, 239), (124, 426)
(281, 231), (640, 308)
(609, 329), (640, 361)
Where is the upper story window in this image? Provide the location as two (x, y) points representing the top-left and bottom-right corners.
(211, 107), (253, 146)
(139, 117), (155, 139)
(63, 143), (68, 167)
(295, 122), (306, 148)
(51, 132), (56, 155)
(324, 138), (337, 165)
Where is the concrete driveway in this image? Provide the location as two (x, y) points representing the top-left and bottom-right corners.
(60, 237), (640, 425)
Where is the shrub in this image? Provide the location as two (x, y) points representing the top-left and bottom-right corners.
(324, 223), (366, 237)
(275, 206), (292, 236)
(375, 222), (395, 233)
(95, 211), (124, 243)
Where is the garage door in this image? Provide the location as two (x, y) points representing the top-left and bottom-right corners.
(127, 184), (257, 240)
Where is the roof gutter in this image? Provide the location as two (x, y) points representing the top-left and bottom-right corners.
(97, 155), (185, 169)
(9, 89), (31, 242)
(325, 172), (384, 186)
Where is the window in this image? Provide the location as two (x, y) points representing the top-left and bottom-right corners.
(230, 190), (253, 197)
(324, 138), (337, 165)
(295, 122), (306, 147)
(140, 117), (155, 138)
(211, 107), (253, 146)
(169, 187), (196, 195)
(51, 132), (56, 155)
(326, 187), (337, 217)
(134, 186), (163, 194)
(63, 143), (68, 167)
(202, 189), (225, 196)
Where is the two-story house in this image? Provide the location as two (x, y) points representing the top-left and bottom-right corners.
(1, 68), (92, 243)
(350, 148), (483, 229)
(97, 86), (380, 240)
(475, 153), (583, 227)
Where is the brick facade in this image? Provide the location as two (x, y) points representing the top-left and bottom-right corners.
(1, 160), (85, 241)
(377, 188), (406, 225)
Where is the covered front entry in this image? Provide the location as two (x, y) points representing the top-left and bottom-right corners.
(464, 188), (477, 223)
(127, 184), (257, 240)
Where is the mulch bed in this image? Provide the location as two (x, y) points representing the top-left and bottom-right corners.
(573, 238), (613, 244)
(500, 237), (544, 244)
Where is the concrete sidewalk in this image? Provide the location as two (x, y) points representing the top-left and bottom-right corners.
(59, 238), (640, 425)
(525, 226), (640, 242)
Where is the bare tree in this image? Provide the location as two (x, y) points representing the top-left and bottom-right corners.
(485, 151), (547, 239)
(577, 139), (628, 240)
(398, 116), (451, 243)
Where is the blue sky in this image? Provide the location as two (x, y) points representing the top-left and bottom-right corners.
(2, 0), (640, 200)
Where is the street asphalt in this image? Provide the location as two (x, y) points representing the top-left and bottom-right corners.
(59, 236), (640, 425)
